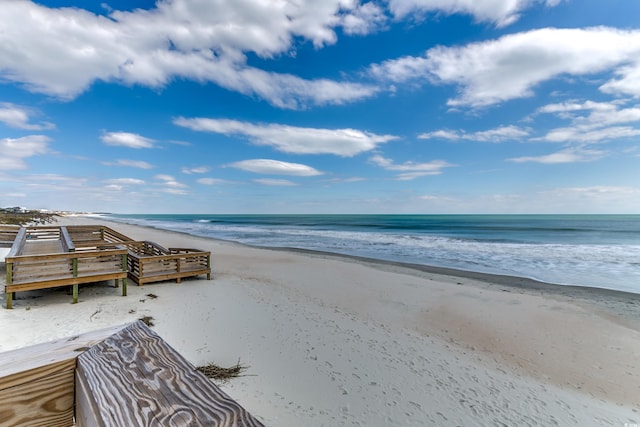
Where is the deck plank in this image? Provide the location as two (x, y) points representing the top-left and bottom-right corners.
(21, 240), (64, 256)
(76, 322), (264, 427)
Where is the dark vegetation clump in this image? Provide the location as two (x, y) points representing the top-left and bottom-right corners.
(196, 359), (249, 383)
(139, 315), (155, 327)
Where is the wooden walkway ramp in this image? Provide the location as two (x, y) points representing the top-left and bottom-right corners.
(0, 322), (265, 426)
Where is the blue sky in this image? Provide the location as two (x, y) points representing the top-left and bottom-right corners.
(1, 0), (640, 214)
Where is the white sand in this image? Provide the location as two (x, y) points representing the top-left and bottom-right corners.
(2, 216), (639, 426)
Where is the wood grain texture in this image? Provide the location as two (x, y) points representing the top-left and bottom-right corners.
(0, 369), (74, 427)
(0, 225), (21, 248)
(0, 324), (128, 389)
(76, 322), (265, 427)
(0, 324), (129, 427)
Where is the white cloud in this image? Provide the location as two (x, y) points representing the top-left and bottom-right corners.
(387, 0), (563, 27)
(540, 185), (640, 199)
(419, 125), (529, 142)
(370, 154), (454, 179)
(420, 194), (456, 202)
(174, 117), (397, 156)
(182, 166), (210, 174)
(0, 135), (50, 170)
(601, 63), (640, 97)
(253, 178), (298, 186)
(341, 2), (388, 35)
(197, 178), (227, 185)
(104, 178), (145, 185)
(229, 159), (323, 176)
(369, 27), (640, 107)
(101, 132), (155, 149)
(102, 159), (154, 169)
(154, 174), (188, 195)
(155, 174), (175, 182)
(535, 100), (640, 143)
(418, 129), (462, 140)
(0, 103), (55, 130)
(539, 126), (640, 144)
(0, 1), (379, 108)
(508, 147), (605, 164)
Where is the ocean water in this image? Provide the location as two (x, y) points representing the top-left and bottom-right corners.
(105, 214), (640, 294)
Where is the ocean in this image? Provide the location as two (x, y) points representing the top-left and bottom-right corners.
(104, 214), (640, 294)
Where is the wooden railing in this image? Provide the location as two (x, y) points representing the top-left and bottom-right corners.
(123, 241), (211, 285)
(64, 225), (134, 250)
(0, 225), (20, 248)
(0, 322), (264, 427)
(4, 226), (127, 309)
(5, 249), (128, 309)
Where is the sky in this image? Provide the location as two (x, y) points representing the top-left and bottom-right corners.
(1, 0), (640, 214)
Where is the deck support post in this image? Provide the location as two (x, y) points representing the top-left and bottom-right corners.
(6, 263), (13, 309)
(72, 257), (79, 303)
(120, 254), (127, 296)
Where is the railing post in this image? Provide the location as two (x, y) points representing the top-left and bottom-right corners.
(121, 254), (127, 296)
(6, 262), (13, 309)
(72, 257), (78, 304)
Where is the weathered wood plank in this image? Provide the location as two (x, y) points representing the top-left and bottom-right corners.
(0, 324), (129, 426)
(60, 226), (75, 252)
(76, 322), (265, 427)
(6, 227), (26, 258)
(125, 243), (211, 285)
(0, 369), (74, 427)
(0, 225), (20, 248)
(0, 324), (129, 384)
(7, 272), (127, 293)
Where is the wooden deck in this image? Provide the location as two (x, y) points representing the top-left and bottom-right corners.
(123, 241), (212, 285)
(3, 225), (212, 308)
(4, 226), (128, 309)
(0, 322), (264, 426)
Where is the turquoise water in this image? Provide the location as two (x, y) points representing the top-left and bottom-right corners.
(105, 214), (640, 293)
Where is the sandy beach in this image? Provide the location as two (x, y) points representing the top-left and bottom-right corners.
(1, 216), (639, 426)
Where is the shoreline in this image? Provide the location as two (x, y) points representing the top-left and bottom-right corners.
(104, 215), (640, 327)
(2, 216), (639, 425)
(104, 214), (640, 296)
